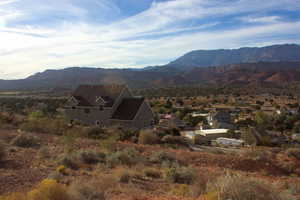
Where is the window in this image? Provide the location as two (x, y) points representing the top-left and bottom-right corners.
(84, 108), (90, 114)
(99, 105), (104, 111)
(95, 121), (103, 127)
(72, 106), (76, 109)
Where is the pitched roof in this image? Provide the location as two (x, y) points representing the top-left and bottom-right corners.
(111, 97), (145, 120)
(72, 84), (125, 107)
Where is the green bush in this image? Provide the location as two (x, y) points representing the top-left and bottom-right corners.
(10, 134), (40, 148)
(165, 166), (196, 184)
(138, 130), (159, 145)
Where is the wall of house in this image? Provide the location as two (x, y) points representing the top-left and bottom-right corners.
(109, 101), (154, 130)
(65, 107), (112, 126)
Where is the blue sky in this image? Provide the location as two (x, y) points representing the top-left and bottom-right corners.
(0, 0), (300, 79)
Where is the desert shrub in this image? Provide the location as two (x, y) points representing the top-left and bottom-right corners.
(106, 147), (141, 167)
(10, 134), (40, 148)
(68, 176), (116, 200)
(170, 184), (190, 197)
(85, 127), (106, 139)
(282, 181), (300, 196)
(143, 168), (161, 179)
(0, 193), (27, 200)
(76, 150), (106, 164)
(38, 146), (51, 159)
(20, 117), (68, 135)
(242, 148), (272, 162)
(204, 173), (295, 200)
(164, 166), (196, 184)
(149, 150), (176, 164)
(0, 142), (6, 163)
(118, 129), (138, 142)
(57, 153), (79, 170)
(100, 135), (119, 152)
(161, 135), (187, 145)
(285, 148), (300, 160)
(27, 179), (70, 200)
(138, 130), (159, 145)
(115, 168), (132, 183)
(47, 171), (64, 182)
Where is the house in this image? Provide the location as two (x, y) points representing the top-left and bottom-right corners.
(65, 84), (155, 129)
(158, 114), (186, 129)
(261, 103), (277, 115)
(207, 111), (235, 129)
(212, 138), (245, 147)
(181, 128), (229, 144)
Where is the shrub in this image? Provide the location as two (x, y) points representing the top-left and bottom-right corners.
(27, 179), (70, 200)
(205, 173), (295, 200)
(100, 135), (119, 152)
(56, 165), (67, 174)
(143, 168), (161, 179)
(76, 150), (105, 164)
(57, 154), (79, 170)
(85, 127), (106, 139)
(68, 176), (116, 200)
(38, 147), (51, 159)
(170, 184), (190, 197)
(149, 150), (176, 164)
(242, 148), (272, 162)
(10, 134), (40, 148)
(285, 148), (300, 160)
(164, 166), (196, 184)
(0, 193), (27, 200)
(20, 117), (68, 135)
(0, 142), (6, 163)
(138, 130), (159, 145)
(106, 147), (141, 167)
(47, 171), (64, 182)
(161, 135), (187, 145)
(115, 168), (132, 183)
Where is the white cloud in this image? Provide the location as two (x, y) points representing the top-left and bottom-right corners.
(0, 0), (300, 79)
(239, 16), (281, 23)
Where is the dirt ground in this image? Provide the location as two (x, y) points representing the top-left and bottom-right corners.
(1, 128), (300, 199)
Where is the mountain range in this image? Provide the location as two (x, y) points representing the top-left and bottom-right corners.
(1, 44), (300, 91)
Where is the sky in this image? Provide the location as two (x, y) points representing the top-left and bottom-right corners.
(0, 0), (300, 79)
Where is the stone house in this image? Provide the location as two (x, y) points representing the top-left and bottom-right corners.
(65, 84), (155, 129)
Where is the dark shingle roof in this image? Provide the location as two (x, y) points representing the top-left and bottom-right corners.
(111, 97), (145, 120)
(72, 84), (125, 107)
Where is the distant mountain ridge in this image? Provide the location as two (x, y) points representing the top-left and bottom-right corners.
(165, 44), (300, 70)
(1, 44), (300, 91)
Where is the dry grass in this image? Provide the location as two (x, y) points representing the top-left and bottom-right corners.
(204, 173), (296, 200)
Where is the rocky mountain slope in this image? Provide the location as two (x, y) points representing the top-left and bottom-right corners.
(1, 44), (300, 90)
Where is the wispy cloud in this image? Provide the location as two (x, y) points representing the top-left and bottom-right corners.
(0, 0), (299, 79)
